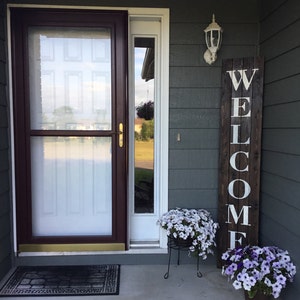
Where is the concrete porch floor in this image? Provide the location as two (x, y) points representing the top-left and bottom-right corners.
(0, 264), (244, 300)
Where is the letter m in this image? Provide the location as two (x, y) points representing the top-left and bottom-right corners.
(226, 69), (258, 91)
(226, 204), (251, 226)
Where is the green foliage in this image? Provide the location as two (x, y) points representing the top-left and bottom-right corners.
(135, 168), (153, 185)
(140, 119), (154, 141)
(136, 101), (154, 120)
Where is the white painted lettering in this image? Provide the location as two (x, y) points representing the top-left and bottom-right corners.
(226, 204), (251, 226)
(231, 124), (250, 145)
(231, 97), (251, 117)
(226, 68), (259, 91)
(229, 230), (247, 249)
(230, 151), (249, 172)
(228, 179), (251, 199)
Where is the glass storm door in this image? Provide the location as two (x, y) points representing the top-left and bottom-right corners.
(11, 9), (127, 249)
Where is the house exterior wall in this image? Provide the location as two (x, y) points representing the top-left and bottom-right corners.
(168, 1), (259, 219)
(1, 0), (260, 269)
(259, 0), (300, 299)
(3, 2), (298, 295)
(0, 1), (13, 281)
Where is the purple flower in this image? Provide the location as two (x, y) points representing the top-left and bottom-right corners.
(247, 276), (257, 287)
(272, 282), (282, 293)
(252, 269), (260, 280)
(243, 258), (253, 269)
(276, 274), (286, 285)
(221, 252), (229, 260)
(261, 261), (270, 275)
(221, 245), (296, 299)
(224, 265), (234, 276)
(272, 290), (280, 299)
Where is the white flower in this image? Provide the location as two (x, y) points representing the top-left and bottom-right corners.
(247, 276), (257, 287)
(233, 280), (242, 290)
(264, 277), (272, 287)
(242, 281), (252, 291)
(158, 208), (218, 260)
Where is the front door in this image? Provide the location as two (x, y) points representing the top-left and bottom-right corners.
(11, 8), (128, 251)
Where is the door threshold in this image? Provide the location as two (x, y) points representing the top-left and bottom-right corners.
(130, 241), (160, 249)
(18, 246), (167, 257)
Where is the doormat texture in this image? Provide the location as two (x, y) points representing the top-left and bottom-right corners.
(0, 265), (120, 296)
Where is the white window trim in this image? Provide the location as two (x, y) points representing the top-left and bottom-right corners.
(7, 4), (169, 254)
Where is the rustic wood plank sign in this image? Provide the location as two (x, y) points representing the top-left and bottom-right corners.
(217, 57), (264, 263)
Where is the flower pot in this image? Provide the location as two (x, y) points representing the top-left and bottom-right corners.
(244, 291), (272, 300)
(168, 237), (193, 249)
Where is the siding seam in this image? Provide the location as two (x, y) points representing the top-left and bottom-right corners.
(261, 170), (300, 184)
(263, 44), (300, 63)
(260, 210), (300, 238)
(259, 0), (289, 22)
(263, 72), (300, 86)
(263, 98), (300, 108)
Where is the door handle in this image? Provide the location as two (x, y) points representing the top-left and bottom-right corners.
(118, 122), (124, 148)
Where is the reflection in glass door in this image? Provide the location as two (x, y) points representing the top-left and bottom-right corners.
(130, 19), (161, 244)
(134, 38), (155, 214)
(28, 27), (113, 236)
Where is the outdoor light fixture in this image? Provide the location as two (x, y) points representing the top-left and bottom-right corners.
(204, 14), (223, 65)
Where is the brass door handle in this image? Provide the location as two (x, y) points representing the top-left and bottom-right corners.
(118, 122), (124, 148)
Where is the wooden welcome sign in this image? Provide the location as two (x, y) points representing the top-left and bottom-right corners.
(217, 57), (264, 262)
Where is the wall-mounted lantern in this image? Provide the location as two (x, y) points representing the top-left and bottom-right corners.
(204, 14), (223, 65)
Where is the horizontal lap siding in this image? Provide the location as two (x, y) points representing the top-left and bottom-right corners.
(0, 3), (12, 281)
(169, 0), (259, 214)
(263, 128), (300, 155)
(260, 0), (300, 299)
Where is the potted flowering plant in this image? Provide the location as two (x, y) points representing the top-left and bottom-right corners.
(157, 208), (218, 259)
(221, 245), (297, 299)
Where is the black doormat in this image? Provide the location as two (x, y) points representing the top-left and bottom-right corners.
(0, 265), (120, 297)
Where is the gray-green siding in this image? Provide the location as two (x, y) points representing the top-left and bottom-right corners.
(260, 0), (300, 299)
(169, 0), (259, 220)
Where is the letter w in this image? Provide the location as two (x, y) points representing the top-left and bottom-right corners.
(226, 68), (258, 91)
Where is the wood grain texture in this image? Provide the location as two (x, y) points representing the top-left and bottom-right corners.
(217, 57), (264, 263)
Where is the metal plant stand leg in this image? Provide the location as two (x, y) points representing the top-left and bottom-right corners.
(164, 244), (172, 279)
(197, 255), (202, 278)
(164, 238), (202, 279)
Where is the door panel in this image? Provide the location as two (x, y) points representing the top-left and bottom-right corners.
(28, 26), (113, 237)
(11, 8), (128, 248)
(28, 27), (112, 131)
(31, 137), (112, 236)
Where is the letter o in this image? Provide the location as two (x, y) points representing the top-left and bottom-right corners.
(228, 179), (251, 199)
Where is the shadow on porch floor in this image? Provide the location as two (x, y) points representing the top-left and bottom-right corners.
(0, 264), (244, 300)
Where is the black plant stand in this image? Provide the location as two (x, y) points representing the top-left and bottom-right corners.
(164, 237), (202, 279)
